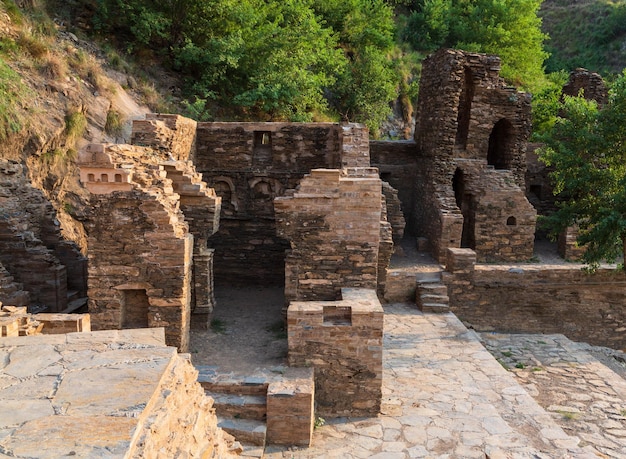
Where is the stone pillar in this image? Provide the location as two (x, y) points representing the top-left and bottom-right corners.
(191, 248), (216, 330)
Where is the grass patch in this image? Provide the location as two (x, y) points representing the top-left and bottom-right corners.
(105, 109), (125, 139)
(501, 350), (513, 358)
(64, 110), (87, 147)
(210, 318), (226, 334)
(557, 410), (579, 421)
(0, 58), (28, 139)
(515, 362), (526, 369)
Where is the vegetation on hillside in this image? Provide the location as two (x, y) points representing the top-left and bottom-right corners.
(42, 0), (552, 137)
(540, 0), (626, 75)
(539, 71), (626, 267)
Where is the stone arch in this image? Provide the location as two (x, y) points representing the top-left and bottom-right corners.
(507, 216), (517, 226)
(212, 177), (238, 216)
(100, 173), (109, 182)
(487, 119), (515, 170)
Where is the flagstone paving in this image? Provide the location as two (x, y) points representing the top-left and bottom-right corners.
(264, 304), (605, 458)
(480, 332), (626, 459)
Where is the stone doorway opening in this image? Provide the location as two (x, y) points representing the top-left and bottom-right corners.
(453, 168), (476, 249)
(121, 289), (150, 329)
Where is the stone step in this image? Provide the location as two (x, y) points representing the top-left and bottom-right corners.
(218, 418), (266, 447)
(61, 297), (88, 314)
(208, 392), (267, 421)
(418, 283), (448, 296)
(419, 302), (450, 313)
(419, 294), (449, 305)
(196, 366), (270, 396)
(415, 271), (442, 284)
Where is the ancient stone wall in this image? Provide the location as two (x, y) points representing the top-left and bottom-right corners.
(275, 168), (383, 302)
(412, 49), (534, 261)
(443, 248), (626, 350)
(195, 122), (370, 286)
(287, 288), (383, 417)
(131, 113), (198, 161)
(562, 68), (608, 105)
(0, 160), (86, 312)
(78, 144), (201, 351)
(369, 140), (419, 234)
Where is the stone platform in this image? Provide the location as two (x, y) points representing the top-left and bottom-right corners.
(0, 328), (238, 458)
(264, 303), (619, 458)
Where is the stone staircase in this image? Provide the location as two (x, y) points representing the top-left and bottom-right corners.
(196, 365), (315, 457)
(415, 270), (450, 313)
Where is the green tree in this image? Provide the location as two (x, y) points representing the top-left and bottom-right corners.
(539, 71), (626, 267)
(401, 0), (548, 90)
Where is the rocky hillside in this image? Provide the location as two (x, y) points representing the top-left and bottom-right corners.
(0, 1), (152, 249)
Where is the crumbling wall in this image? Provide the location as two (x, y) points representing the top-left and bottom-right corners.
(195, 122), (369, 287)
(275, 168), (383, 302)
(131, 113), (198, 161)
(77, 144), (197, 351)
(369, 140), (418, 234)
(413, 49), (534, 261)
(444, 248), (626, 349)
(0, 160), (86, 312)
(562, 68), (608, 105)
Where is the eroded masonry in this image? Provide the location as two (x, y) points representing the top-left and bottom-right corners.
(2, 49), (626, 451)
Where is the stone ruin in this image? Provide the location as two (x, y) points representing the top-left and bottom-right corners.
(4, 49), (626, 454)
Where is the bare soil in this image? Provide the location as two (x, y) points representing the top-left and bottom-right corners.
(189, 286), (288, 375)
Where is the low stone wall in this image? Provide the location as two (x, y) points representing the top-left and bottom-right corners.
(287, 288), (383, 417)
(443, 248), (626, 349)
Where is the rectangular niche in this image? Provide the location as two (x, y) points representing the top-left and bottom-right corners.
(121, 289), (149, 329)
(323, 306), (352, 326)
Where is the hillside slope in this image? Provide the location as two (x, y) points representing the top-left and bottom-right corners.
(540, 0), (626, 74)
(0, 2), (151, 248)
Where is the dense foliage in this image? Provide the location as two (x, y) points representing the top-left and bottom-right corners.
(539, 71), (626, 267)
(398, 0), (548, 89)
(91, 0), (400, 135)
(84, 0), (552, 135)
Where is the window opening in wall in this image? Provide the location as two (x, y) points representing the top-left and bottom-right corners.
(114, 174), (122, 182)
(487, 119), (514, 170)
(253, 131), (273, 167)
(323, 306), (352, 326)
(101, 174), (109, 182)
(455, 67), (474, 149)
(254, 131), (272, 147)
(507, 216), (517, 226)
(121, 289), (150, 329)
(87, 173), (95, 182)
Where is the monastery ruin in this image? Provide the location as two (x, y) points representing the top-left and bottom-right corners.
(1, 49), (626, 457)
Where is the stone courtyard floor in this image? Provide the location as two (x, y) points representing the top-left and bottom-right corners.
(263, 303), (626, 458)
(191, 289), (626, 458)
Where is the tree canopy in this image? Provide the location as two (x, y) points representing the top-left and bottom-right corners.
(539, 71), (626, 267)
(400, 0), (548, 89)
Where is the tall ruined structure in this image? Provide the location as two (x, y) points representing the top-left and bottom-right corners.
(76, 118), (221, 351)
(414, 49), (537, 262)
